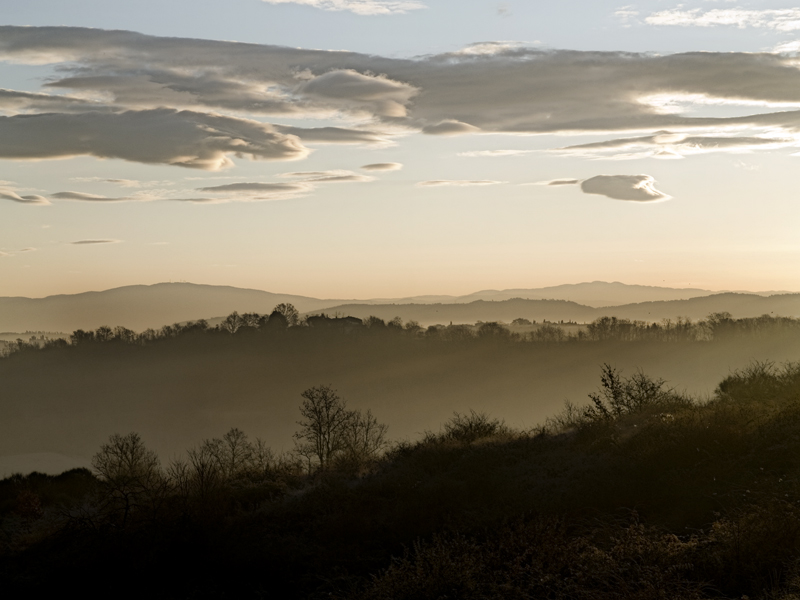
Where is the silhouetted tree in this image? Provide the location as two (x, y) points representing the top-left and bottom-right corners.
(293, 385), (388, 473)
(222, 311), (244, 334)
(337, 409), (389, 471)
(266, 310), (289, 329)
(272, 303), (300, 327)
(92, 432), (165, 527)
(69, 329), (95, 345)
(477, 322), (510, 338)
(294, 385), (351, 471)
(365, 316), (387, 329)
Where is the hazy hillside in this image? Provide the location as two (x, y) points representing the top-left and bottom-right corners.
(315, 293), (800, 326)
(369, 281), (785, 307)
(316, 298), (599, 326)
(2, 282), (797, 333)
(450, 281), (724, 307)
(2, 328), (800, 466)
(0, 283), (343, 332)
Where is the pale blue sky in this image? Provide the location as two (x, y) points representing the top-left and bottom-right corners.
(1, 1), (800, 298)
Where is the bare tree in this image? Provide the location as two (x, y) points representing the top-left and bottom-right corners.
(294, 385), (388, 473)
(339, 409), (389, 466)
(92, 432), (164, 527)
(294, 385), (351, 471)
(272, 303), (300, 327)
(221, 311), (244, 334)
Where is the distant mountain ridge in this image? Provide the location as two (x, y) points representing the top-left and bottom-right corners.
(315, 293), (800, 326)
(0, 283), (343, 333)
(0, 282), (795, 333)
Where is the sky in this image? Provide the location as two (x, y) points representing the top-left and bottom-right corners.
(2, 0), (800, 299)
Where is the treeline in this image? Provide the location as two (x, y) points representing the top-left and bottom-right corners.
(2, 304), (800, 358)
(5, 361), (800, 598)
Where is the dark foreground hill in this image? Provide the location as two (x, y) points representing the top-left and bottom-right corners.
(4, 362), (800, 598)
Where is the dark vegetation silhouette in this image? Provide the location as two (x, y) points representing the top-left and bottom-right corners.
(3, 307), (800, 357)
(4, 362), (800, 597)
(2, 306), (800, 465)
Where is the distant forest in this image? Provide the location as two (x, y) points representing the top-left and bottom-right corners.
(3, 302), (800, 358)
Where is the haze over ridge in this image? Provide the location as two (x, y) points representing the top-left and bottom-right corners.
(0, 281), (795, 333)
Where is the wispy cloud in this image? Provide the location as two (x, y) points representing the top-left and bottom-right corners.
(580, 174), (670, 202)
(615, 5), (640, 27)
(0, 188), (50, 205)
(774, 40), (800, 54)
(52, 191), (135, 202)
(533, 179), (580, 186)
(273, 125), (392, 145)
(71, 239), (122, 245)
(645, 8), (800, 31)
(422, 121), (481, 136)
(458, 150), (534, 157)
(361, 162), (403, 171)
(279, 170), (375, 183)
(557, 131), (796, 160)
(261, 0), (426, 15)
(195, 182), (312, 193)
(69, 177), (174, 188)
(417, 180), (506, 187)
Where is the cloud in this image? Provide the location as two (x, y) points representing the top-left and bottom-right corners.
(360, 162), (402, 171)
(417, 180), (506, 187)
(537, 179), (580, 186)
(71, 239), (121, 245)
(6, 26), (800, 159)
(422, 120), (481, 135)
(458, 150), (534, 157)
(261, 0), (426, 15)
(446, 42), (528, 57)
(0, 188), (50, 205)
(51, 191), (134, 202)
(48, 182), (312, 204)
(558, 131), (795, 160)
(69, 177), (174, 188)
(188, 171), (374, 202)
(273, 125), (390, 145)
(196, 182), (312, 193)
(774, 40), (800, 54)
(263, 0), (427, 15)
(296, 69), (418, 117)
(0, 109), (308, 170)
(580, 175), (670, 202)
(645, 8), (800, 31)
(18, 247), (36, 252)
(279, 170), (375, 182)
(615, 5), (640, 27)
(0, 88), (105, 114)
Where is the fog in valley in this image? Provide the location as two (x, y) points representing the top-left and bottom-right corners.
(2, 293), (800, 475)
